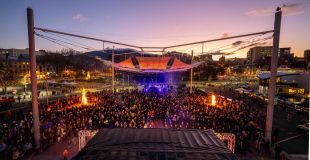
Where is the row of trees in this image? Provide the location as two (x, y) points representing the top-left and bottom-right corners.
(37, 49), (108, 75)
(0, 49), (108, 95)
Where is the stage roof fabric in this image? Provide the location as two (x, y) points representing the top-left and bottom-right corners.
(73, 128), (237, 160)
(136, 57), (170, 70)
(113, 56), (203, 73)
(114, 57), (137, 71)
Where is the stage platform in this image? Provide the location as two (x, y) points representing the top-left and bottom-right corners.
(73, 128), (237, 160)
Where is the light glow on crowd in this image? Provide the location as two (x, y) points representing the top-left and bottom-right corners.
(82, 88), (88, 105)
(211, 94), (216, 106)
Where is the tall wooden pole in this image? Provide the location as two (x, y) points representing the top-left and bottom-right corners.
(112, 47), (115, 93)
(122, 72), (125, 87)
(190, 50), (193, 94)
(127, 74), (129, 86)
(45, 77), (48, 105)
(265, 7), (282, 141)
(27, 8), (40, 149)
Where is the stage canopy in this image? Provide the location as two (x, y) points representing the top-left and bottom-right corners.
(113, 56), (203, 73)
(73, 128), (237, 160)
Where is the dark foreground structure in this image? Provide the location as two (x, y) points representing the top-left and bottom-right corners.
(73, 128), (237, 160)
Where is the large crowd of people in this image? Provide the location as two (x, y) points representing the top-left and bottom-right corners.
(0, 88), (270, 159)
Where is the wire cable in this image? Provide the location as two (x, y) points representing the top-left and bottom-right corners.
(35, 33), (75, 50)
(36, 33), (93, 50)
(205, 34), (266, 53)
(42, 31), (98, 50)
(223, 35), (273, 56)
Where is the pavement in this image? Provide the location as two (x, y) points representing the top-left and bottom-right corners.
(30, 137), (79, 160)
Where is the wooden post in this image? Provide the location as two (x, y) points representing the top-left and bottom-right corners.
(265, 7), (282, 141)
(112, 47), (115, 93)
(27, 8), (40, 149)
(190, 50), (193, 94)
(45, 76), (48, 105)
(127, 74), (129, 86)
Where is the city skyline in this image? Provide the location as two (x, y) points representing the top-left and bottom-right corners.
(0, 0), (309, 58)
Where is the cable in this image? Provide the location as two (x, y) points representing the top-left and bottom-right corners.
(36, 33), (93, 50)
(42, 31), (98, 50)
(205, 34), (265, 53)
(171, 33), (269, 56)
(202, 34), (272, 56)
(35, 33), (75, 50)
(223, 35), (273, 56)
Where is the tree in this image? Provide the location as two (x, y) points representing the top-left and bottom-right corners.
(0, 58), (13, 95)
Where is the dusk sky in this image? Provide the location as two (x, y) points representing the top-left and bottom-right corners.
(0, 0), (309, 58)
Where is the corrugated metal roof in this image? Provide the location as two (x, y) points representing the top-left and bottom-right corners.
(258, 72), (300, 79)
(73, 128), (237, 160)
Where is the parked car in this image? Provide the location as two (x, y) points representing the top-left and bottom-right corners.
(207, 84), (215, 87)
(297, 123), (309, 134)
(0, 94), (15, 106)
(295, 105), (309, 114)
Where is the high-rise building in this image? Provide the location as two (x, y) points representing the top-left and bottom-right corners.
(304, 50), (310, 62)
(279, 47), (291, 56)
(247, 46), (272, 64)
(278, 47), (294, 66)
(247, 46), (293, 65)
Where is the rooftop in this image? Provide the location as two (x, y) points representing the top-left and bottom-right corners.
(73, 128), (237, 160)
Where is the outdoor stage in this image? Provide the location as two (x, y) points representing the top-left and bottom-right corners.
(73, 128), (237, 160)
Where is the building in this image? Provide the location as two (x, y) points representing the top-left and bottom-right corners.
(279, 47), (291, 57)
(258, 72), (309, 96)
(292, 57), (308, 68)
(278, 47), (294, 66)
(225, 58), (247, 66)
(219, 55), (225, 64)
(304, 49), (310, 62)
(0, 58), (52, 79)
(246, 46), (293, 63)
(196, 54), (213, 62)
(247, 46), (272, 64)
(0, 58), (30, 78)
(0, 48), (43, 60)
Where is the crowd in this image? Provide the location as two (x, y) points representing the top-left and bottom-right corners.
(0, 88), (270, 159)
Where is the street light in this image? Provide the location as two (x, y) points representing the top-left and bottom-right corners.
(24, 75), (27, 93)
(85, 71), (90, 80)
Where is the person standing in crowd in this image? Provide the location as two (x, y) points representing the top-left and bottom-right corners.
(63, 148), (68, 160)
(274, 144), (282, 160)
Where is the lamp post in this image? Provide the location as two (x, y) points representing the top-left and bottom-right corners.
(45, 76), (48, 105)
(112, 47), (115, 93)
(190, 50), (193, 94)
(24, 75), (27, 93)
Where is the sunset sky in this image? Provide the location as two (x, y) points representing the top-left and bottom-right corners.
(0, 0), (309, 59)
